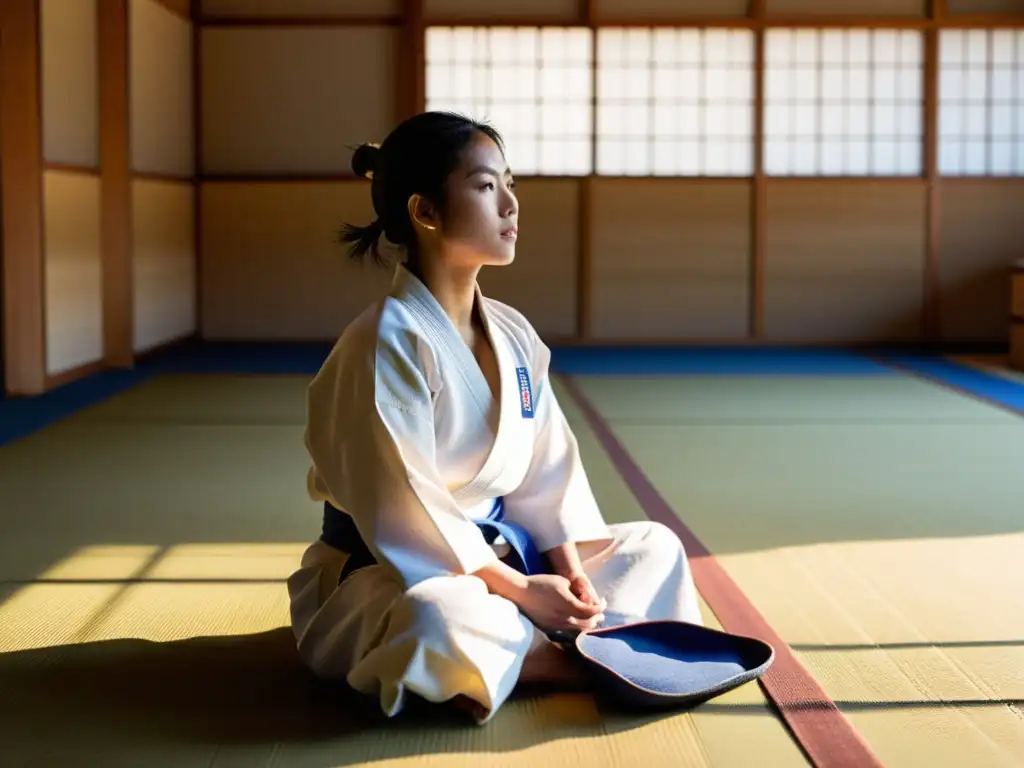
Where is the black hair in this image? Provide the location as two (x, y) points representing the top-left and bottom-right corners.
(339, 111), (505, 267)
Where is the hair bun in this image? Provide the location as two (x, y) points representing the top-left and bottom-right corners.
(351, 142), (380, 179)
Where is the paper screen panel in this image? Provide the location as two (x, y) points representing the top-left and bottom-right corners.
(201, 27), (397, 173)
(200, 182), (395, 340)
(590, 179), (751, 340)
(596, 28), (755, 177)
(131, 0), (193, 176)
(938, 29), (1024, 177)
(426, 26), (593, 175)
(133, 180), (196, 352)
(764, 180), (926, 341)
(764, 28), (925, 176)
(40, 0), (98, 167)
(43, 171), (103, 374)
(939, 180), (1024, 340)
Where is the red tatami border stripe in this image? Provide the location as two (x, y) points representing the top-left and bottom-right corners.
(560, 375), (885, 768)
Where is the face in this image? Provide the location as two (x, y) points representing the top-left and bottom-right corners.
(419, 132), (519, 269)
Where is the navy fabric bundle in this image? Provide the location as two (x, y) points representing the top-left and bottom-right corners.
(550, 621), (773, 709)
(321, 499), (774, 708)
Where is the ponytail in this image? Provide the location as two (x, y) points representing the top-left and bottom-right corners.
(338, 218), (386, 266)
(339, 142), (385, 265)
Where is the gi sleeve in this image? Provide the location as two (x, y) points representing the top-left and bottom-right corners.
(304, 334), (498, 588)
(502, 333), (611, 553)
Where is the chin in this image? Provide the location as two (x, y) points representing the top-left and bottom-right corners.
(485, 244), (516, 267)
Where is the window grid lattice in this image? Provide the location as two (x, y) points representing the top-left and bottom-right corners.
(595, 28), (756, 177)
(764, 28), (924, 177)
(425, 27), (593, 176)
(422, 25), (1024, 179)
(939, 29), (1024, 177)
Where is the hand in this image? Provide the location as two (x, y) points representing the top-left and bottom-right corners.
(516, 574), (606, 633)
(565, 571), (601, 607)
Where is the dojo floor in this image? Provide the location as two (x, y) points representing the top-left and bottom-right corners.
(2, 345), (1023, 768)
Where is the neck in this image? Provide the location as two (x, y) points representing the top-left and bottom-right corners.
(409, 257), (481, 336)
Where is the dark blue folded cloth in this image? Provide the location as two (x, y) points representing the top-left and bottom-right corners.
(558, 620), (774, 709)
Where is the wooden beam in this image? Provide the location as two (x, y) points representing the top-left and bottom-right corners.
(434, 15), (759, 28)
(42, 162), (100, 176)
(45, 359), (105, 390)
(940, 14), (1024, 26)
(200, 15), (400, 27)
(200, 172), (360, 183)
(187, 8), (1024, 30)
(1, 0), (46, 396)
(132, 170), (195, 183)
(761, 15), (930, 28)
(99, 0), (134, 369)
(417, 11), (1024, 29)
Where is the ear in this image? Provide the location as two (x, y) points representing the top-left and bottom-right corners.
(407, 194), (439, 232)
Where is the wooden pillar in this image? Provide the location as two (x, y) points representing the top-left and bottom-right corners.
(1, 0), (46, 396)
(1012, 262), (1024, 370)
(750, 0), (766, 339)
(577, 0), (595, 340)
(99, 0), (134, 368)
(192, 1), (203, 337)
(922, 0), (945, 343)
(399, 0), (425, 120)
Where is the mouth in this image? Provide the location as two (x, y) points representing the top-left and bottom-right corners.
(500, 227), (518, 241)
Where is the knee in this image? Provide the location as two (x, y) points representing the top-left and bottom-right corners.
(636, 521), (688, 566)
(395, 575), (526, 638)
(392, 577), (465, 635)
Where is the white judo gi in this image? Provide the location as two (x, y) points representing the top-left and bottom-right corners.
(288, 264), (701, 722)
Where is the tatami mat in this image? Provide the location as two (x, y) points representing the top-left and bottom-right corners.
(4, 351), (1022, 767)
(573, 374), (1024, 768)
(0, 374), (807, 768)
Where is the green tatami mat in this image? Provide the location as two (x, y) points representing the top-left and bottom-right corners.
(68, 373), (312, 425)
(573, 374), (1024, 768)
(575, 376), (1015, 425)
(0, 374), (806, 768)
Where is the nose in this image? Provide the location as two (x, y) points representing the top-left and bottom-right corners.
(501, 187), (518, 218)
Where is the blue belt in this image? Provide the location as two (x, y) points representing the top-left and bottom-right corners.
(320, 497), (547, 584)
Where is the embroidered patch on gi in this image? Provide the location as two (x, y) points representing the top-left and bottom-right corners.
(516, 367), (534, 419)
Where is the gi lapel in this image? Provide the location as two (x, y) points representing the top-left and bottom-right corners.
(391, 266), (532, 504)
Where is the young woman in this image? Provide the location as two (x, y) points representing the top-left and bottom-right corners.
(287, 112), (702, 724)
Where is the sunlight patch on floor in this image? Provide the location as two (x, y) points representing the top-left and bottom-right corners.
(0, 543), (308, 652)
(145, 542), (308, 580)
(36, 544), (162, 580)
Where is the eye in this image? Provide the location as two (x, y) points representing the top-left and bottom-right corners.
(508, 179), (516, 190)
(480, 181), (495, 192)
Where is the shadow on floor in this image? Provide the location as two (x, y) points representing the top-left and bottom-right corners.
(0, 629), (370, 746)
(0, 627), (689, 766)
